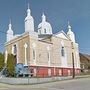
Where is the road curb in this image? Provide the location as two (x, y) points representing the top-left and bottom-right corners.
(0, 75), (90, 85)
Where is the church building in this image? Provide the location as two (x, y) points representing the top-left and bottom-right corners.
(5, 5), (80, 77)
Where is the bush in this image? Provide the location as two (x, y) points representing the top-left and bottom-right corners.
(0, 53), (4, 71)
(6, 54), (15, 77)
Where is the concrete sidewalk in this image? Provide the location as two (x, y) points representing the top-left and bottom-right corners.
(0, 75), (90, 85)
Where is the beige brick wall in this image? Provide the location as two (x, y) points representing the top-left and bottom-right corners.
(5, 32), (30, 64)
(5, 32), (80, 69)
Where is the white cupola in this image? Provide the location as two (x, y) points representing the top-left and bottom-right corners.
(25, 4), (34, 32)
(67, 21), (75, 43)
(7, 20), (14, 42)
(38, 13), (52, 35)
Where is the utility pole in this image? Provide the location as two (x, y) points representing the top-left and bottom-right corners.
(72, 53), (75, 79)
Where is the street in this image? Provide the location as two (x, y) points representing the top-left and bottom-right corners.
(0, 77), (90, 90)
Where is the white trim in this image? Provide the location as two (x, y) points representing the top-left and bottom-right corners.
(75, 51), (80, 68)
(29, 64), (80, 69)
(59, 69), (62, 76)
(24, 43), (28, 65)
(12, 45), (14, 54)
(5, 50), (8, 64)
(68, 70), (71, 75)
(48, 68), (51, 76)
(54, 67), (56, 75)
(54, 30), (70, 40)
(34, 68), (36, 76)
(60, 45), (68, 67)
(17, 44), (19, 64)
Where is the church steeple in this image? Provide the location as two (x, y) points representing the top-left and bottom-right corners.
(27, 3), (31, 16)
(7, 19), (14, 42)
(67, 21), (75, 43)
(68, 21), (71, 31)
(42, 13), (46, 22)
(9, 19), (12, 30)
(25, 3), (34, 32)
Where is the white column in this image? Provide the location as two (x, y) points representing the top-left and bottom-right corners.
(5, 50), (8, 64)
(34, 68), (36, 76)
(17, 44), (19, 64)
(68, 70), (71, 76)
(24, 43), (28, 66)
(54, 67), (56, 76)
(59, 69), (62, 76)
(48, 69), (51, 76)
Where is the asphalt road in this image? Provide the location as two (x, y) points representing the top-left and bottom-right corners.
(0, 77), (90, 90)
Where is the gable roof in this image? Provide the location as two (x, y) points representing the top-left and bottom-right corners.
(80, 53), (90, 61)
(54, 30), (71, 40)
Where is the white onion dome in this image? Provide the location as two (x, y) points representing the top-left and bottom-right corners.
(25, 4), (33, 21)
(38, 13), (52, 35)
(7, 22), (13, 34)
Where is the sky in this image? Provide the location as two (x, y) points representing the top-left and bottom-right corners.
(0, 0), (90, 54)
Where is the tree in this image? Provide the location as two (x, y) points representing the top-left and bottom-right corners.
(6, 54), (15, 76)
(0, 53), (4, 71)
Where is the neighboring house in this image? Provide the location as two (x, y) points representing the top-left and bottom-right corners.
(4, 4), (80, 77)
(80, 53), (90, 72)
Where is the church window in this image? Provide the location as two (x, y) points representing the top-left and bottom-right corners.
(13, 44), (17, 55)
(61, 47), (65, 57)
(44, 29), (46, 34)
(47, 52), (50, 60)
(39, 30), (41, 34)
(33, 49), (35, 60)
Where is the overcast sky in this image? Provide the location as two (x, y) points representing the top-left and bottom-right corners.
(0, 0), (90, 54)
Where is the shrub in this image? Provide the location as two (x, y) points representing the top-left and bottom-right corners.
(6, 54), (15, 77)
(0, 53), (4, 71)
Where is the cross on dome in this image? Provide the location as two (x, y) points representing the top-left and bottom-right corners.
(68, 21), (71, 30)
(42, 13), (46, 22)
(27, 3), (31, 16)
(9, 19), (12, 30)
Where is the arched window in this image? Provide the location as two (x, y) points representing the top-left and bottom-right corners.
(32, 43), (36, 65)
(47, 52), (49, 60)
(61, 47), (65, 57)
(44, 29), (46, 34)
(33, 49), (35, 60)
(13, 44), (17, 55)
(39, 30), (41, 34)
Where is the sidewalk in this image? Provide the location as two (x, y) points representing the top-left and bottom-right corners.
(76, 75), (90, 79)
(0, 75), (90, 85)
